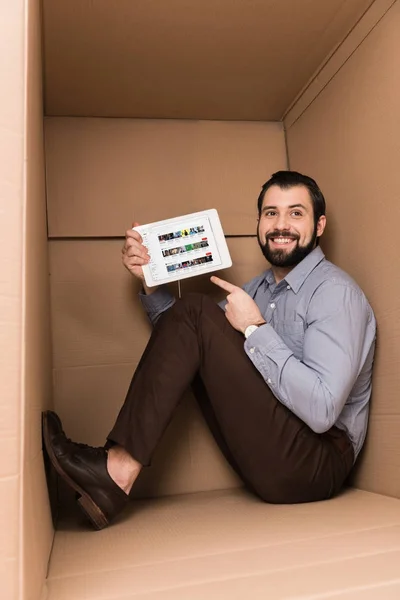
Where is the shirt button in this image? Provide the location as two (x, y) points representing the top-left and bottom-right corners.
(267, 378), (272, 384)
(249, 348), (255, 354)
(287, 285), (291, 290)
(270, 303), (276, 309)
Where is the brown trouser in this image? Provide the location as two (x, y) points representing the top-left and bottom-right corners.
(107, 293), (354, 504)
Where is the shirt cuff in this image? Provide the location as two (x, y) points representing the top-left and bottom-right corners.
(139, 285), (175, 323)
(244, 323), (282, 354)
(244, 323), (294, 396)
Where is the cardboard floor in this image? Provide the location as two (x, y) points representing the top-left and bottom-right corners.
(45, 487), (400, 599)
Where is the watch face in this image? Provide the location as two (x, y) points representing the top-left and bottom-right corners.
(245, 325), (258, 339)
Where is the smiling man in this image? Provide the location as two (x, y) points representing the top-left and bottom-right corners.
(258, 183), (325, 271)
(43, 171), (376, 530)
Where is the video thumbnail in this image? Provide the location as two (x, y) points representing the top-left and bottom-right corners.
(158, 225), (205, 242)
(162, 239), (209, 258)
(166, 254), (213, 273)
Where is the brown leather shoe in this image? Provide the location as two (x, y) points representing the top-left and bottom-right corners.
(42, 411), (129, 530)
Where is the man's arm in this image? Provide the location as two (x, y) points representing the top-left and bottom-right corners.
(122, 224), (176, 324)
(139, 285), (176, 325)
(244, 283), (375, 433)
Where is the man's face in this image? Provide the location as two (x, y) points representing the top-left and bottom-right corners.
(257, 185), (326, 268)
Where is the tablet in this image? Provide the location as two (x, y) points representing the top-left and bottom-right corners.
(133, 209), (232, 287)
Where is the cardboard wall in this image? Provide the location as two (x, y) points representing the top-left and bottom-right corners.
(46, 119), (287, 497)
(0, 1), (25, 597)
(45, 118), (286, 237)
(42, 0), (373, 121)
(285, 0), (400, 498)
(22, 1), (54, 599)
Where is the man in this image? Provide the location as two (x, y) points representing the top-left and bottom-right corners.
(43, 171), (376, 530)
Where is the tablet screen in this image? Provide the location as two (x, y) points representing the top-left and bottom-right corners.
(136, 210), (231, 286)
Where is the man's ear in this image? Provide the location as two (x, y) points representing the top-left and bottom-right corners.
(316, 215), (327, 238)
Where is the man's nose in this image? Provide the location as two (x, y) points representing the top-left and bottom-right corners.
(275, 213), (289, 231)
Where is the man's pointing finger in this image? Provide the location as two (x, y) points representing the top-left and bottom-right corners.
(210, 276), (237, 293)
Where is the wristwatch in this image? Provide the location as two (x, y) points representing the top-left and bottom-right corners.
(244, 322), (265, 339)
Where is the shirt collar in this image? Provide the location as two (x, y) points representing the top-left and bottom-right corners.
(265, 269), (276, 287)
(264, 246), (325, 294)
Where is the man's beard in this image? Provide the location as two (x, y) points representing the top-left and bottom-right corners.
(258, 224), (318, 268)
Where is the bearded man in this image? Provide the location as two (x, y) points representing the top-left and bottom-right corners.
(43, 171), (376, 530)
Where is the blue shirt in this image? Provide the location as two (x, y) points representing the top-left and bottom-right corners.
(140, 247), (376, 460)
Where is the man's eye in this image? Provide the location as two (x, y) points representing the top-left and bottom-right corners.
(265, 211), (276, 217)
(291, 211), (302, 217)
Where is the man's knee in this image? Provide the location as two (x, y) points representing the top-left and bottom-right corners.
(166, 293), (226, 335)
(173, 292), (221, 316)
(177, 292), (205, 306)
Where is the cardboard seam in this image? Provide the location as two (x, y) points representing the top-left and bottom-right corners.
(44, 113), (284, 123)
(283, 120), (291, 170)
(19, 0), (29, 597)
(53, 361), (138, 371)
(297, 578), (400, 600)
(40, 0), (50, 240)
(44, 527), (57, 581)
(364, 412), (400, 418)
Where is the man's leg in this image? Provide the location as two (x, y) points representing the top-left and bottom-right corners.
(43, 293), (353, 529)
(107, 293), (354, 504)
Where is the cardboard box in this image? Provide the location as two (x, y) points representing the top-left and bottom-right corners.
(3, 1), (400, 599)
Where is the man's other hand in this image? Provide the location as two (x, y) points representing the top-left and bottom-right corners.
(122, 222), (150, 281)
(211, 276), (265, 334)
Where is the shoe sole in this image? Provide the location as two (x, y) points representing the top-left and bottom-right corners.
(42, 413), (109, 530)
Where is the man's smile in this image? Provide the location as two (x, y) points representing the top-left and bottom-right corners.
(267, 236), (298, 248)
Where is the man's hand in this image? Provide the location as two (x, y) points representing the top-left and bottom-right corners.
(211, 276), (265, 334)
(122, 222), (150, 280)
(122, 223), (158, 294)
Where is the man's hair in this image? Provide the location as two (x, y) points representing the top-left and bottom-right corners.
(257, 171), (326, 224)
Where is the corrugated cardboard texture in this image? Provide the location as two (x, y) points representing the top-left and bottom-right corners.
(0, 1), (25, 598)
(45, 118), (286, 237)
(45, 487), (400, 599)
(23, 1), (54, 599)
(42, 0), (373, 120)
(49, 237), (266, 497)
(285, 1), (400, 498)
